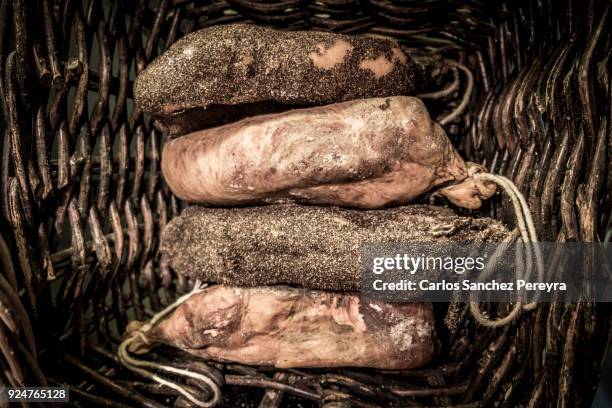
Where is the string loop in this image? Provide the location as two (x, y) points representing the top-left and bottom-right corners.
(469, 173), (544, 327)
(117, 281), (222, 407)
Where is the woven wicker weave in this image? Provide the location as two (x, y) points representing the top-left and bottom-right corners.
(0, 1), (610, 407)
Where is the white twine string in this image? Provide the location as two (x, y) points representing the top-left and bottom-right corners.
(468, 173), (544, 327)
(117, 281), (222, 407)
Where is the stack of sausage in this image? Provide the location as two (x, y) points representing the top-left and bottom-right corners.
(129, 25), (506, 370)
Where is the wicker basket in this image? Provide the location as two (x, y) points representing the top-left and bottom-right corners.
(0, 0), (610, 407)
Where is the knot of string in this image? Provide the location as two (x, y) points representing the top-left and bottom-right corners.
(117, 281), (221, 407)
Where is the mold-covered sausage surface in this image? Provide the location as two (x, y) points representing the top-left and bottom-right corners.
(134, 24), (424, 135)
(160, 204), (510, 291)
(127, 285), (435, 369)
(161, 96), (495, 209)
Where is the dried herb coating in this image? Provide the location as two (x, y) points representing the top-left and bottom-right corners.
(134, 24), (424, 135)
(161, 204), (510, 291)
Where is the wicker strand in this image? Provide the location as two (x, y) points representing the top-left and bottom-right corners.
(439, 61), (474, 126)
(469, 173), (544, 327)
(117, 281), (222, 407)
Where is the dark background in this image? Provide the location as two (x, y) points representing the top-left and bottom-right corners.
(592, 350), (611, 407)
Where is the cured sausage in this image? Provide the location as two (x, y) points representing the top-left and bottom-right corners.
(126, 285), (435, 369)
(160, 204), (510, 290)
(161, 96), (496, 209)
(134, 24), (424, 135)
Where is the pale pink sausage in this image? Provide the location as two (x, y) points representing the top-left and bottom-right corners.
(161, 96), (494, 209)
(127, 285), (435, 369)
